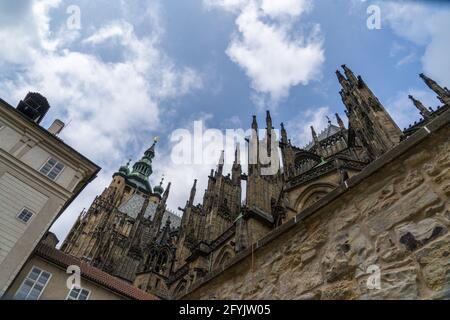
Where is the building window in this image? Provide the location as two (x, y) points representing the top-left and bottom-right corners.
(67, 287), (91, 300)
(15, 267), (52, 300)
(39, 157), (65, 180)
(17, 208), (35, 224)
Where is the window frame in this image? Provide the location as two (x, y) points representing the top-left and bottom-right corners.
(39, 156), (65, 181)
(14, 266), (52, 300)
(66, 286), (91, 301)
(16, 207), (35, 224)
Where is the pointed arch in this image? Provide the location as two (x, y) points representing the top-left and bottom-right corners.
(294, 182), (337, 213)
(213, 245), (234, 270)
(173, 280), (187, 297)
(144, 246), (171, 273)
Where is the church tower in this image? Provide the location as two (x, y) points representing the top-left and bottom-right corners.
(246, 112), (283, 213)
(61, 139), (181, 284)
(336, 65), (402, 160)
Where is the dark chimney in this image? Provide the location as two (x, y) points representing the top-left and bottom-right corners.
(16, 92), (50, 124)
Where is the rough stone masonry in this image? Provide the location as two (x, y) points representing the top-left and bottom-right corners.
(182, 111), (450, 300)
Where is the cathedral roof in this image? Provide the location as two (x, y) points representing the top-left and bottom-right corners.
(118, 193), (181, 229)
(305, 124), (341, 150)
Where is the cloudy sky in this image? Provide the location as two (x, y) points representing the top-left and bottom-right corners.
(0, 0), (448, 242)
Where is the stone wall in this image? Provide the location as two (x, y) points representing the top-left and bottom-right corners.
(182, 113), (450, 300)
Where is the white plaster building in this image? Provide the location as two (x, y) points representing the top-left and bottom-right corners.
(0, 93), (100, 296)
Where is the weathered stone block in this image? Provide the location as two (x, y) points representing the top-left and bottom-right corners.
(367, 185), (441, 234)
(330, 204), (360, 232)
(297, 291), (321, 300)
(293, 259), (323, 296)
(423, 162), (440, 177)
(414, 234), (450, 291)
(300, 249), (316, 263)
(375, 231), (407, 263)
(322, 225), (374, 282)
(320, 280), (359, 300)
(398, 170), (424, 195)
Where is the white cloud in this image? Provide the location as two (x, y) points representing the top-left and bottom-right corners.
(285, 106), (330, 148)
(0, 1), (39, 65)
(83, 22), (132, 45)
(381, 1), (450, 86)
(204, 0), (324, 107)
(396, 51), (416, 68)
(153, 115), (238, 211)
(203, 0), (247, 12)
(0, 0), (202, 242)
(260, 0), (312, 18)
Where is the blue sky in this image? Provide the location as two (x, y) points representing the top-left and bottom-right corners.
(0, 0), (449, 241)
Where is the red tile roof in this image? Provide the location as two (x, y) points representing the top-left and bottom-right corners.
(34, 244), (158, 300)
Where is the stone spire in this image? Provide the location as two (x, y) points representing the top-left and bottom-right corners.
(156, 217), (172, 245)
(152, 180), (171, 237)
(419, 73), (450, 106)
(266, 110), (273, 130)
(251, 115), (258, 131)
(188, 179), (197, 206)
(337, 64), (402, 159)
(232, 145), (242, 185)
(266, 111), (273, 157)
(311, 125), (322, 155)
(249, 115), (259, 167)
(217, 150), (225, 176)
(408, 95), (432, 119)
(234, 144), (241, 165)
(280, 122), (288, 144)
(162, 182), (171, 204)
(336, 70), (350, 91)
(341, 64), (358, 84)
(336, 113), (346, 129)
(311, 126), (319, 144)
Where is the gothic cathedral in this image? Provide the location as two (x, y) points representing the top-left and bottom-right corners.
(61, 65), (450, 299)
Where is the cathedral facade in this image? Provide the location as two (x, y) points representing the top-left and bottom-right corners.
(61, 65), (450, 299)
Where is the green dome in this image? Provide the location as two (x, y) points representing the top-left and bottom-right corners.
(114, 160), (131, 178)
(153, 185), (164, 195)
(119, 164), (130, 175)
(153, 176), (165, 196)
